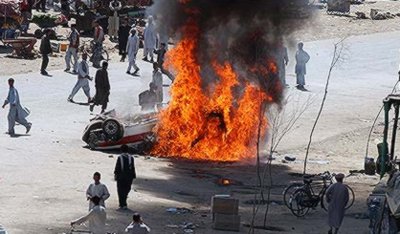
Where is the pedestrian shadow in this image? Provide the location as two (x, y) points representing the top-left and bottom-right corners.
(71, 101), (90, 106)
(115, 207), (136, 214)
(65, 71), (78, 75)
(41, 74), (53, 77)
(9, 133), (30, 138)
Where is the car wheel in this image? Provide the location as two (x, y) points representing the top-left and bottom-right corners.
(102, 118), (123, 140)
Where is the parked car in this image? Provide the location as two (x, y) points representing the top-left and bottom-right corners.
(82, 109), (157, 151)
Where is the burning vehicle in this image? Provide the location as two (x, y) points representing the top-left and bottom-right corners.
(147, 0), (311, 162)
(82, 110), (157, 151)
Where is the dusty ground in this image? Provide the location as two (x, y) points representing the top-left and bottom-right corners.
(1, 1), (400, 234)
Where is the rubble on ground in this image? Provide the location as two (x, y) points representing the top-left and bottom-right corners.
(370, 9), (396, 20)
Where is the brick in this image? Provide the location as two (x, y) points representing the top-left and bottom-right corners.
(213, 213), (241, 232)
(211, 195), (239, 215)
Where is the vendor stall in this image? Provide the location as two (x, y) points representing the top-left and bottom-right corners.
(0, 0), (22, 37)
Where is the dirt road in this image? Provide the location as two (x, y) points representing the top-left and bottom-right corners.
(0, 25), (399, 234)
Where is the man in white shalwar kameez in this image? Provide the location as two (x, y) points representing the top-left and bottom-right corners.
(142, 16), (157, 62)
(71, 196), (106, 234)
(126, 28), (140, 75)
(108, 0), (122, 40)
(68, 53), (92, 103)
(86, 172), (110, 210)
(2, 78), (31, 136)
(325, 173), (349, 234)
(295, 42), (310, 91)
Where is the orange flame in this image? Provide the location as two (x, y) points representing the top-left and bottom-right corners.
(151, 21), (277, 162)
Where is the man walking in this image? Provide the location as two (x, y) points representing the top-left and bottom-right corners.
(108, 0), (122, 41)
(40, 29), (52, 76)
(71, 196), (106, 234)
(2, 79), (32, 136)
(325, 173), (349, 234)
(114, 145), (136, 210)
(90, 62), (110, 113)
(68, 53), (92, 103)
(154, 43), (174, 81)
(118, 18), (130, 62)
(86, 172), (110, 210)
(126, 28), (140, 75)
(295, 42), (310, 91)
(65, 24), (80, 73)
(125, 213), (150, 234)
(143, 16), (157, 62)
(92, 20), (105, 68)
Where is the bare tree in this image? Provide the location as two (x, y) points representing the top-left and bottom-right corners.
(261, 93), (314, 227)
(248, 92), (314, 232)
(303, 38), (347, 175)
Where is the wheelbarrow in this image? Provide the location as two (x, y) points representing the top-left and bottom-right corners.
(2, 37), (37, 59)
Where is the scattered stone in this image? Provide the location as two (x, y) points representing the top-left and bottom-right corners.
(166, 224), (179, 228)
(370, 9), (395, 20)
(166, 207), (192, 214)
(284, 156), (296, 162)
(108, 155), (114, 158)
(166, 222), (197, 233)
(355, 11), (367, 19)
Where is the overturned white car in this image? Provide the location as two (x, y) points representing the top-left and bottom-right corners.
(82, 110), (157, 151)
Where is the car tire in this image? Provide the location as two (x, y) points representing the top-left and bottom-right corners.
(102, 118), (123, 141)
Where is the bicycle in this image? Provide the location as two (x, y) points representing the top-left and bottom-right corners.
(283, 171), (355, 217)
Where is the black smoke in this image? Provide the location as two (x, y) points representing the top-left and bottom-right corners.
(148, 0), (312, 103)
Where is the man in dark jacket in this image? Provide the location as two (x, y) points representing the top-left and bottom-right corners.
(40, 29), (52, 75)
(90, 61), (110, 113)
(118, 18), (130, 62)
(155, 43), (174, 81)
(114, 145), (136, 210)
